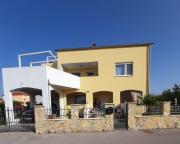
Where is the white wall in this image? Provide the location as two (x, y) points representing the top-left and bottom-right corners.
(46, 66), (80, 89)
(2, 66), (80, 110)
(2, 66), (49, 118)
(2, 66), (47, 91)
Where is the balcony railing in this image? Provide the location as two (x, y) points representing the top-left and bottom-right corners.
(171, 105), (180, 115)
(136, 105), (161, 115)
(79, 108), (105, 118)
(45, 109), (71, 119)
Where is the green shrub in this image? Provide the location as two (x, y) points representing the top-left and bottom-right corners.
(143, 94), (159, 105)
(143, 84), (180, 105)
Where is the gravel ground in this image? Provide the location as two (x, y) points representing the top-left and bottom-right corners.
(0, 129), (180, 144)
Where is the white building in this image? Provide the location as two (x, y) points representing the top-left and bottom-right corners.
(2, 51), (80, 120)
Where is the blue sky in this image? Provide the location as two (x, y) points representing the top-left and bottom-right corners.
(0, 0), (179, 95)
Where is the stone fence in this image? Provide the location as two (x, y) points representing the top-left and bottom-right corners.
(34, 104), (113, 134)
(128, 102), (180, 130)
(34, 102), (180, 134)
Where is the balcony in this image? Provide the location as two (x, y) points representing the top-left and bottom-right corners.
(2, 66), (80, 91)
(62, 61), (98, 77)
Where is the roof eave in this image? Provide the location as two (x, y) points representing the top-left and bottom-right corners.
(55, 42), (154, 52)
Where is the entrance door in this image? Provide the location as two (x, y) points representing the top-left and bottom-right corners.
(114, 106), (127, 129)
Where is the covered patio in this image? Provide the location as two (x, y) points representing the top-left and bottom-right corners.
(93, 91), (113, 108)
(2, 66), (80, 120)
(66, 92), (86, 105)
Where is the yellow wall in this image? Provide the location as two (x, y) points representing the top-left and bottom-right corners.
(57, 45), (149, 107)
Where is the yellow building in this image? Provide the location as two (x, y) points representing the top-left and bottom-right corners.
(2, 42), (152, 111)
(55, 43), (152, 108)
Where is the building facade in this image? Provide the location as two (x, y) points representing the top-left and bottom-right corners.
(56, 43), (152, 108)
(2, 43), (152, 115)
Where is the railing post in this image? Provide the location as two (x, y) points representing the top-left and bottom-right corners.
(161, 101), (171, 116)
(84, 104), (90, 119)
(70, 104), (79, 119)
(34, 105), (46, 134)
(127, 102), (137, 129)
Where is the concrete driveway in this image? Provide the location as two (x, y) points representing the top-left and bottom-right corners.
(0, 129), (180, 144)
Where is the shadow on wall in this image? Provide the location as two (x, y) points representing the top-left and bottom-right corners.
(93, 91), (113, 108)
(66, 92), (86, 105)
(120, 90), (143, 104)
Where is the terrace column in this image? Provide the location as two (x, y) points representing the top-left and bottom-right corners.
(42, 84), (52, 110)
(4, 90), (14, 122)
(86, 91), (93, 108)
(113, 91), (120, 107)
(59, 91), (65, 109)
(58, 91), (68, 118)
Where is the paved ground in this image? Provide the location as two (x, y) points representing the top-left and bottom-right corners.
(0, 129), (180, 144)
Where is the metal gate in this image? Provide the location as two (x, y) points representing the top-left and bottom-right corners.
(0, 109), (35, 132)
(114, 107), (127, 129)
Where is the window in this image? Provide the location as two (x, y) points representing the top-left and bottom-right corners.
(115, 63), (133, 76)
(71, 72), (81, 77)
(116, 64), (125, 75)
(127, 63), (133, 75)
(87, 72), (95, 76)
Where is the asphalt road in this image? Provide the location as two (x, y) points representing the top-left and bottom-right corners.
(0, 129), (180, 144)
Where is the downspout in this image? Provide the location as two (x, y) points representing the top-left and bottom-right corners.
(146, 43), (153, 95)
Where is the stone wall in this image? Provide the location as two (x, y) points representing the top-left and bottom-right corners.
(34, 105), (113, 134)
(135, 115), (180, 129)
(128, 102), (180, 130)
(35, 102), (180, 134)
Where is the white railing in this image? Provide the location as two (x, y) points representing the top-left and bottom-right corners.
(18, 50), (57, 67)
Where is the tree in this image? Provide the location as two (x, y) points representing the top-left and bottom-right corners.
(161, 84), (180, 105)
(143, 94), (158, 105)
(143, 84), (180, 105)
